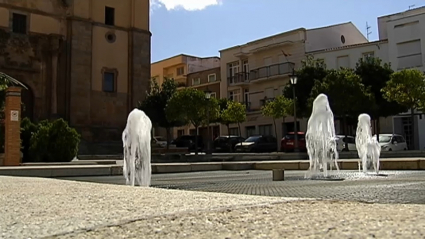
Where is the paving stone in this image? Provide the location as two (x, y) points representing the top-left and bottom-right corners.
(60, 170), (425, 204)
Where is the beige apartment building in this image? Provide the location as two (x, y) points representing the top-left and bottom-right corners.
(150, 54), (220, 138)
(173, 67), (221, 141)
(310, 6), (425, 150)
(151, 54), (220, 87)
(219, 22), (368, 141)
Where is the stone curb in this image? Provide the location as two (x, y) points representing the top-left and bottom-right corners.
(0, 158), (424, 178)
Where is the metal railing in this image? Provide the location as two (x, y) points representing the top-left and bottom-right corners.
(249, 62), (294, 81)
(227, 72), (249, 85)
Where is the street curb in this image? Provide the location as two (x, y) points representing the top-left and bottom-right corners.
(0, 158), (424, 178)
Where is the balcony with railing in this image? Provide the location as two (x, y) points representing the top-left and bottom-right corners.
(249, 62), (294, 82)
(228, 72), (249, 85)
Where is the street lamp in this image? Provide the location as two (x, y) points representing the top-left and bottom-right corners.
(204, 88), (212, 154)
(289, 71), (299, 152)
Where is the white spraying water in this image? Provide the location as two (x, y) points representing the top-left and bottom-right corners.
(305, 94), (339, 178)
(122, 108), (152, 187)
(355, 113), (381, 174)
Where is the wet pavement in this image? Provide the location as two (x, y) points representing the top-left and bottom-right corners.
(58, 170), (425, 204)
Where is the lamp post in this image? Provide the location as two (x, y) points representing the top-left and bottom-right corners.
(204, 88), (212, 155)
(289, 70), (299, 152)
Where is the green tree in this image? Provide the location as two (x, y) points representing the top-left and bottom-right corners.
(261, 95), (293, 149)
(221, 100), (246, 136)
(354, 57), (408, 141)
(382, 69), (425, 149)
(310, 68), (374, 149)
(138, 77), (186, 149)
(166, 88), (219, 155)
(283, 55), (328, 118)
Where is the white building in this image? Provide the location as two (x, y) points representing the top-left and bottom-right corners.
(217, 22), (368, 142)
(311, 7), (425, 150)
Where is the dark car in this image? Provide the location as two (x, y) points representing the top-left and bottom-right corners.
(213, 135), (245, 152)
(234, 135), (277, 153)
(281, 132), (306, 152)
(171, 135), (204, 151)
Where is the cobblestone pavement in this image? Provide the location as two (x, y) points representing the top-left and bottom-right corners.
(59, 170), (425, 204)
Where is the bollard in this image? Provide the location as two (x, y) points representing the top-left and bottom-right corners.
(272, 169), (285, 181)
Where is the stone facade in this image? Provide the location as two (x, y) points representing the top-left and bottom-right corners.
(0, 28), (64, 121)
(0, 1), (152, 154)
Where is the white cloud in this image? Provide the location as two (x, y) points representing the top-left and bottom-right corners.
(151, 0), (222, 11)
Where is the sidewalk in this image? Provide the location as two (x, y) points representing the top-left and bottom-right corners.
(1, 176), (424, 238)
(0, 158), (424, 178)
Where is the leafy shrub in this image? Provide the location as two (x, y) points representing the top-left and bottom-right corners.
(29, 118), (81, 162)
(21, 118), (38, 162)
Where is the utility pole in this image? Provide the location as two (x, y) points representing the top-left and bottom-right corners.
(409, 4), (415, 10)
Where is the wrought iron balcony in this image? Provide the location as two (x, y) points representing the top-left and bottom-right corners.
(228, 72), (249, 85)
(249, 62), (294, 81)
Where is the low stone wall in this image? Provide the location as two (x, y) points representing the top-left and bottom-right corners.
(1, 158), (424, 178)
(77, 150), (425, 164)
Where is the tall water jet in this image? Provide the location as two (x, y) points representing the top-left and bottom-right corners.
(355, 113), (381, 174)
(305, 94), (339, 178)
(122, 108), (152, 187)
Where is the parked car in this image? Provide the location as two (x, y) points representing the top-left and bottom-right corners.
(213, 135), (245, 152)
(235, 135), (277, 152)
(171, 135), (204, 151)
(280, 132), (306, 152)
(374, 134), (408, 151)
(335, 135), (356, 151)
(152, 136), (167, 148)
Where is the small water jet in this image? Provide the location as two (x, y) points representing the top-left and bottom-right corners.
(122, 108), (152, 187)
(305, 94), (340, 178)
(355, 113), (381, 174)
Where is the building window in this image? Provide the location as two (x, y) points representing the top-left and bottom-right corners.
(229, 127), (239, 136)
(192, 78), (200, 85)
(258, 124), (273, 136)
(336, 55), (349, 69)
(12, 13), (27, 34)
(105, 6), (115, 26)
(177, 129), (185, 137)
(208, 74), (216, 82)
(176, 67), (184, 76)
(210, 92), (217, 98)
(397, 39), (422, 69)
(362, 52), (374, 60)
(103, 71), (116, 92)
(245, 126), (256, 137)
(227, 62), (239, 78)
(228, 90), (240, 101)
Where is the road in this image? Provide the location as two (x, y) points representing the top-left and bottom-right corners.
(58, 170), (425, 204)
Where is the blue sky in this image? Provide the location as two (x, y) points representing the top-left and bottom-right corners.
(150, 0), (425, 62)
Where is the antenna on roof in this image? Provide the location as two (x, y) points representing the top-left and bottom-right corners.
(366, 22), (372, 41)
(409, 4), (416, 10)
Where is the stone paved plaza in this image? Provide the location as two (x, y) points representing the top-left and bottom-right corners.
(59, 170), (425, 204)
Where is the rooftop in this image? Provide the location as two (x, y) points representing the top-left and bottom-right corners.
(152, 54), (219, 65)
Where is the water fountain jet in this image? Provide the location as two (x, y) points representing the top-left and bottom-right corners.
(122, 108), (152, 187)
(355, 113), (381, 174)
(305, 94), (339, 178)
